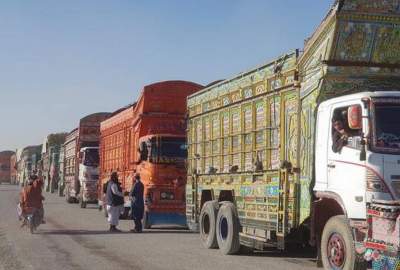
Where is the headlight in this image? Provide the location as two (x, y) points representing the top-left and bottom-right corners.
(160, 191), (174, 200)
(391, 181), (400, 197)
(366, 170), (389, 193)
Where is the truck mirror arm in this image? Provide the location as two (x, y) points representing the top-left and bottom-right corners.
(360, 134), (367, 162)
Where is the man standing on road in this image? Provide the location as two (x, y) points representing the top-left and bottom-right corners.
(129, 173), (144, 233)
(106, 172), (124, 232)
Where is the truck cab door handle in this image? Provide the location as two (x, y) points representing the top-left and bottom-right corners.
(327, 164), (336, 169)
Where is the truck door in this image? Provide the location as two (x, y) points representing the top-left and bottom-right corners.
(327, 103), (366, 219)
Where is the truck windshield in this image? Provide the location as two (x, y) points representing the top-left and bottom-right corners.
(373, 102), (400, 153)
(83, 149), (99, 167)
(149, 137), (187, 163)
(160, 137), (187, 158)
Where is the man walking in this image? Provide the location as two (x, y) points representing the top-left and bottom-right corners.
(106, 172), (124, 232)
(130, 173), (144, 233)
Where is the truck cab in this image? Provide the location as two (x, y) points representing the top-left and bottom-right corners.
(315, 92), (400, 217)
(137, 134), (187, 227)
(313, 92), (400, 269)
(78, 147), (100, 208)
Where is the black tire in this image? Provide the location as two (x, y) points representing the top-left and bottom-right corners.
(199, 200), (219, 249)
(239, 245), (254, 255)
(143, 211), (151, 229)
(216, 202), (241, 255)
(321, 215), (367, 270)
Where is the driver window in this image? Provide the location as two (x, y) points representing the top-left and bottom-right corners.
(331, 105), (362, 153)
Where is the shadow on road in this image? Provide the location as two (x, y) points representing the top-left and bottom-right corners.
(38, 228), (194, 235)
(236, 247), (317, 265)
(238, 248), (317, 267)
(38, 229), (130, 235)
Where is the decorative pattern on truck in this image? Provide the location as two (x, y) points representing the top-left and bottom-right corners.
(269, 97), (280, 170)
(341, 0), (400, 14)
(334, 20), (400, 64)
(187, 53), (298, 235)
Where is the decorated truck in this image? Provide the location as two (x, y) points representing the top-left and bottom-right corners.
(99, 81), (203, 227)
(0, 151), (14, 183)
(186, 1), (400, 269)
(41, 133), (67, 193)
(64, 112), (111, 207)
(57, 145), (65, 197)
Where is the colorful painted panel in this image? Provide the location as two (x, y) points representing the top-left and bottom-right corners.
(256, 101), (266, 128)
(373, 24), (400, 64)
(335, 21), (375, 62)
(284, 94), (299, 167)
(341, 0), (400, 14)
(269, 97), (281, 170)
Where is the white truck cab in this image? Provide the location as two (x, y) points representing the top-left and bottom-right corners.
(315, 92), (400, 220)
(78, 147), (100, 208)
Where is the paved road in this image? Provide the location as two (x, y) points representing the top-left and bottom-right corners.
(0, 184), (317, 270)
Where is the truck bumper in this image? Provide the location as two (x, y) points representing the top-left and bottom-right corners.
(146, 212), (187, 227)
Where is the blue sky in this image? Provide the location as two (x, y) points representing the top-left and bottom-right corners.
(0, 0), (333, 151)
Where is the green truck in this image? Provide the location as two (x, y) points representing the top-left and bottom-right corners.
(186, 1), (400, 269)
(41, 133), (67, 193)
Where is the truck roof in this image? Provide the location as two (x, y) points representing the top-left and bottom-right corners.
(0, 151), (15, 157)
(134, 80), (203, 115)
(80, 112), (111, 125)
(320, 91), (400, 108)
(101, 80), (203, 133)
(100, 104), (136, 131)
(188, 51), (297, 103)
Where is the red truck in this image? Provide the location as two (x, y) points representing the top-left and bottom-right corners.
(64, 112), (111, 207)
(0, 151), (14, 183)
(99, 80), (203, 228)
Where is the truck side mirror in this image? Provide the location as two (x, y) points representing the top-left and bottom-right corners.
(348, 105), (362, 130)
(78, 152), (83, 162)
(138, 142), (148, 161)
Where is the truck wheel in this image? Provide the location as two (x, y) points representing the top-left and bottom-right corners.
(321, 215), (366, 270)
(216, 202), (241, 255)
(143, 211), (151, 229)
(199, 200), (219, 249)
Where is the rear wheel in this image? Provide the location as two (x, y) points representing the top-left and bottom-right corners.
(321, 215), (366, 270)
(216, 202), (241, 255)
(199, 200), (219, 249)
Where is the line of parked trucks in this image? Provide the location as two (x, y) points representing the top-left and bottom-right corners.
(7, 1), (400, 269)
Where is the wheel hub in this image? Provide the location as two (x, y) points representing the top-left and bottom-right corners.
(327, 233), (346, 268)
